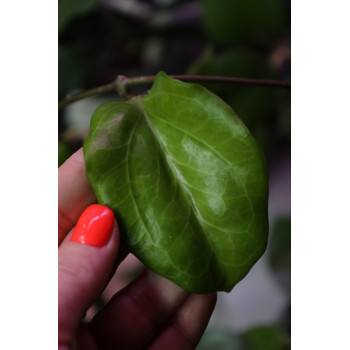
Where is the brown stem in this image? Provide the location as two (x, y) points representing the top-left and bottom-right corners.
(58, 74), (290, 111)
(127, 75), (291, 88)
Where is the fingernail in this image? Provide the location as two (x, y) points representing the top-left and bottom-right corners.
(70, 204), (114, 247)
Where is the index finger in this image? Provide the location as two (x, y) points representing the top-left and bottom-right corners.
(58, 148), (96, 245)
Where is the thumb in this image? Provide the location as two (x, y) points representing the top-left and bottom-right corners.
(58, 204), (119, 348)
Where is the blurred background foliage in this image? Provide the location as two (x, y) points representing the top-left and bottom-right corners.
(58, 1), (290, 349)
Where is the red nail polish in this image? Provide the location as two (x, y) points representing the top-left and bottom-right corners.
(70, 204), (114, 247)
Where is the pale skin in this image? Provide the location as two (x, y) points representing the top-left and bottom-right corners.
(58, 148), (217, 350)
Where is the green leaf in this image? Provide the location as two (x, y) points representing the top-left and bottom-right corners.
(58, 0), (98, 35)
(197, 329), (244, 350)
(84, 72), (269, 293)
(202, 0), (287, 46)
(244, 325), (286, 350)
(58, 142), (71, 167)
(268, 217), (291, 293)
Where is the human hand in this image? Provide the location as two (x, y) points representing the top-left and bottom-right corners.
(58, 148), (217, 350)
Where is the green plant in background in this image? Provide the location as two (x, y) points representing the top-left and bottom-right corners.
(268, 217), (291, 295)
(202, 0), (287, 46)
(197, 325), (288, 350)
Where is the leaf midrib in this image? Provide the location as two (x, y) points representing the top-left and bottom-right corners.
(125, 108), (158, 246)
(141, 107), (228, 282)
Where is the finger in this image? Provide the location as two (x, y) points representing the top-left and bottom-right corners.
(58, 148), (96, 245)
(149, 293), (217, 350)
(58, 204), (119, 349)
(88, 271), (189, 350)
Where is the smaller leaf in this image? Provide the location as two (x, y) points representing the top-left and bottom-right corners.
(58, 0), (98, 35)
(268, 217), (291, 293)
(202, 0), (287, 46)
(197, 329), (244, 350)
(244, 325), (286, 350)
(58, 142), (71, 167)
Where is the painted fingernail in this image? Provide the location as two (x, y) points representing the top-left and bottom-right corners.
(70, 204), (114, 247)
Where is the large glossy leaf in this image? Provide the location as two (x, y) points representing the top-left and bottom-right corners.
(84, 72), (268, 293)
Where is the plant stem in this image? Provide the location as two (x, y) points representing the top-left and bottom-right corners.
(58, 82), (116, 110)
(126, 75), (291, 88)
(58, 74), (291, 110)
